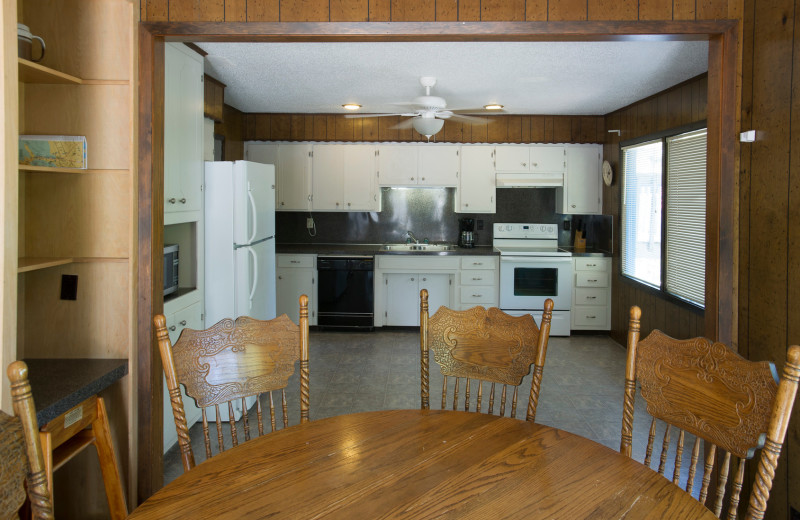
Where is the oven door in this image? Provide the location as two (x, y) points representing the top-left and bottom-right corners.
(499, 256), (572, 311)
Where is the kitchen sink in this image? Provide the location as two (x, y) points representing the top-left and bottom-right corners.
(381, 243), (458, 252)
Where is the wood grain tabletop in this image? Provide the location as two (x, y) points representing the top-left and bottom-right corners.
(131, 409), (717, 519)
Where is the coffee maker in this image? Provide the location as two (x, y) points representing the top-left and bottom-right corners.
(458, 218), (475, 248)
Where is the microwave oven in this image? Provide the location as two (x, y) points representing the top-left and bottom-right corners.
(164, 244), (179, 296)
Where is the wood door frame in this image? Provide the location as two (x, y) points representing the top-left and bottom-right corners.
(138, 20), (738, 503)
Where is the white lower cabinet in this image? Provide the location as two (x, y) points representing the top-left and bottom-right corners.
(162, 299), (204, 453)
(276, 254), (317, 326)
(375, 255), (458, 327)
(457, 256), (499, 309)
(571, 257), (611, 330)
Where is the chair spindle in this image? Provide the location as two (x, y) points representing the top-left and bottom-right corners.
(229, 401), (238, 447)
(242, 397), (250, 441)
(686, 437), (702, 493)
(201, 410), (212, 459)
(672, 429), (685, 484)
(256, 398), (264, 436)
(215, 405), (224, 452)
(500, 385), (507, 416)
(511, 387), (519, 418)
(726, 457), (746, 520)
(488, 384), (496, 414)
(268, 391), (276, 432)
(658, 424), (671, 475)
(713, 451), (732, 516)
(644, 417), (657, 467)
(441, 376), (448, 410)
(465, 379), (471, 412)
(281, 390), (289, 428)
(699, 444), (717, 504)
(452, 378), (460, 411)
(476, 382), (483, 411)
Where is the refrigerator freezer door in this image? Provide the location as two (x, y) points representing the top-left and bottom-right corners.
(234, 237), (276, 321)
(233, 161), (276, 245)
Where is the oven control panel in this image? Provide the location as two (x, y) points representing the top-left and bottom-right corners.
(493, 223), (558, 240)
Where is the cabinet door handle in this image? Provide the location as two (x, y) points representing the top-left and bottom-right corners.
(472, 294), (483, 298)
(179, 198), (187, 204)
(474, 262), (483, 266)
(410, 177), (415, 181)
(168, 198), (176, 204)
(472, 277), (482, 281)
(169, 325), (177, 331)
(290, 260), (300, 264)
(421, 177), (425, 181)
(521, 162), (526, 167)
(586, 316), (596, 319)
(347, 202), (351, 207)
(587, 263), (596, 267)
(280, 201), (285, 206)
(571, 204), (576, 208)
(588, 279), (598, 283)
(587, 296), (597, 300)
(278, 275), (283, 280)
(422, 277), (427, 281)
(179, 320), (187, 326)
(336, 202), (340, 206)
(411, 277), (415, 282)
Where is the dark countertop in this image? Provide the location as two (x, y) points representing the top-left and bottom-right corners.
(277, 243), (499, 257)
(23, 358), (128, 426)
(560, 246), (612, 257)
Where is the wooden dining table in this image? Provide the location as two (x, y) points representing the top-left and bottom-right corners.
(131, 409), (716, 519)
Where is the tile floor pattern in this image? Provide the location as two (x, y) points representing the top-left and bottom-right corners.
(163, 330), (703, 496)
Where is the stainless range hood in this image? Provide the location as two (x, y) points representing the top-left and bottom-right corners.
(495, 172), (564, 188)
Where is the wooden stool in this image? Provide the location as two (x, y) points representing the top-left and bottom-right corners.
(39, 395), (127, 519)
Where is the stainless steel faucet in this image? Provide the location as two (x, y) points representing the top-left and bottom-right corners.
(406, 230), (419, 244)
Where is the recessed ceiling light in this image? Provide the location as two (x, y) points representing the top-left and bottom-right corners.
(484, 104), (504, 110)
(342, 103), (361, 110)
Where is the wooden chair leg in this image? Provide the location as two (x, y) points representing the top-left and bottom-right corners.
(39, 431), (54, 508)
(92, 397), (128, 519)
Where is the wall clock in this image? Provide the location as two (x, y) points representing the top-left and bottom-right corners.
(602, 160), (614, 186)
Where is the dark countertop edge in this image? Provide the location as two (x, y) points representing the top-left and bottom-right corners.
(276, 244), (500, 256)
(561, 247), (612, 257)
(23, 358), (129, 426)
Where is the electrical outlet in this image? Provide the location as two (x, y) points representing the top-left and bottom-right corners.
(60, 274), (78, 300)
(306, 217), (314, 229)
(476, 219), (484, 231)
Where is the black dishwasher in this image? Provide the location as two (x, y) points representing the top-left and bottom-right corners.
(317, 256), (374, 330)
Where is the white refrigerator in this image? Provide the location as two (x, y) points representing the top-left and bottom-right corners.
(204, 160), (276, 420)
(205, 160), (276, 325)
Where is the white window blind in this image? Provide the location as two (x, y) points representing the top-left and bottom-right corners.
(621, 140), (663, 288)
(665, 129), (706, 307)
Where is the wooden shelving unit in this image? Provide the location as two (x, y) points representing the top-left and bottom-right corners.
(17, 257), (73, 273)
(18, 57), (82, 85)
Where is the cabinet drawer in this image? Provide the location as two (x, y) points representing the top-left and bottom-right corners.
(277, 255), (314, 268)
(575, 271), (608, 288)
(572, 306), (608, 328)
(460, 270), (495, 286)
(377, 255), (460, 270)
(574, 257), (609, 271)
(460, 256), (498, 270)
(574, 287), (608, 306)
(460, 287), (496, 304)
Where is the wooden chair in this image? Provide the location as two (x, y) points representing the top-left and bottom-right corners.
(2, 361), (54, 519)
(621, 306), (800, 520)
(419, 289), (554, 421)
(155, 295), (310, 473)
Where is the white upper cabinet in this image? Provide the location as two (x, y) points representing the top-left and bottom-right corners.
(312, 144), (379, 211)
(457, 146), (496, 213)
(494, 146), (530, 172)
(377, 144), (419, 186)
(164, 43), (204, 220)
(495, 145), (566, 174)
(343, 145), (380, 211)
(556, 144), (603, 215)
(417, 145), (459, 186)
(246, 142), (312, 211)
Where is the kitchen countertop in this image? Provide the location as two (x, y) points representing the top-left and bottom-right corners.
(277, 244), (499, 256)
(23, 358), (129, 426)
(560, 246), (612, 257)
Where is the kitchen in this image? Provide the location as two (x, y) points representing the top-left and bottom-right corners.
(167, 40), (706, 341)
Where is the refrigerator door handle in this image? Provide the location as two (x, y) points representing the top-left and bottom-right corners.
(247, 246), (258, 309)
(247, 187), (258, 245)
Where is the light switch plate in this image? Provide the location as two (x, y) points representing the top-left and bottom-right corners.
(306, 218), (314, 229)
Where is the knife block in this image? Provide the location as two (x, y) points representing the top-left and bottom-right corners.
(573, 230), (586, 251)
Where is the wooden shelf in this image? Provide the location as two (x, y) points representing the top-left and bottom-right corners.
(19, 165), (127, 174)
(18, 58), (82, 85)
(18, 257), (73, 273)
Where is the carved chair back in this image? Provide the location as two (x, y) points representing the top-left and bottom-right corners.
(621, 306), (800, 520)
(419, 289), (554, 421)
(1, 361), (54, 519)
(155, 295), (310, 473)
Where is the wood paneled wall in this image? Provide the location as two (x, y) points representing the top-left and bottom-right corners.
(603, 74), (707, 345)
(215, 104), (245, 159)
(138, 0), (800, 517)
(241, 113), (604, 143)
(139, 0), (736, 22)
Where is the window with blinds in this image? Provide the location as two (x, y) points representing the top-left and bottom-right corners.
(665, 129), (706, 307)
(621, 140), (663, 289)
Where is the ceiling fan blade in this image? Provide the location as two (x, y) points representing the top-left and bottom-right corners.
(390, 118), (416, 130)
(344, 113), (409, 119)
(449, 108), (506, 114)
(446, 113), (489, 124)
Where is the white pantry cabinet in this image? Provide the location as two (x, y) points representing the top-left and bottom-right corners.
(164, 43), (204, 221)
(457, 146), (496, 213)
(312, 144), (379, 211)
(556, 144), (603, 215)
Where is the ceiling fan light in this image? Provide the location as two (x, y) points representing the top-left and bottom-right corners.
(412, 117), (444, 138)
(484, 104), (504, 110)
(342, 103), (361, 110)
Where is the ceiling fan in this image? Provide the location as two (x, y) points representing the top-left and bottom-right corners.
(346, 77), (501, 140)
